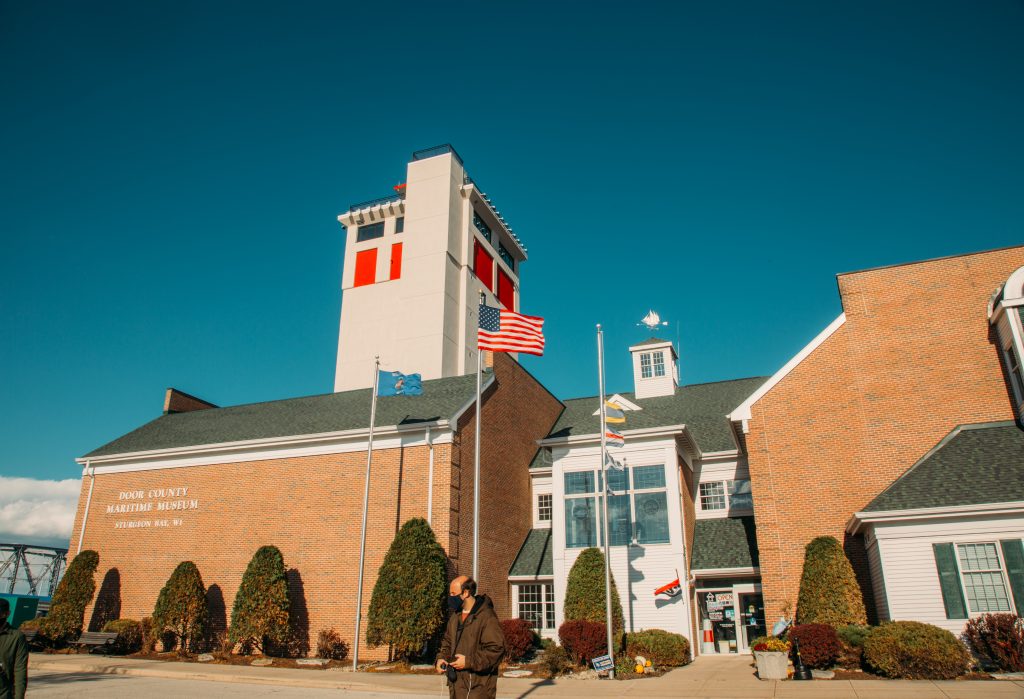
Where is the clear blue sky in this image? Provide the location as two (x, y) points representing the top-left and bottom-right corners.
(2, 1), (1023, 482)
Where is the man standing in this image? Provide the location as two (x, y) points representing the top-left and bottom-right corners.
(0, 599), (28, 699)
(435, 576), (505, 699)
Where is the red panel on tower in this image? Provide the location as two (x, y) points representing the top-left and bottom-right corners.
(497, 269), (514, 309)
(389, 243), (403, 281)
(474, 241), (494, 291)
(354, 248), (377, 287)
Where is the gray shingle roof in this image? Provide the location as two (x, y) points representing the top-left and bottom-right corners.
(863, 421), (1024, 512)
(509, 528), (553, 577)
(84, 373), (484, 458)
(542, 377), (767, 455)
(691, 516), (759, 570)
(631, 337), (671, 348)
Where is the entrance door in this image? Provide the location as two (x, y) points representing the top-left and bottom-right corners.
(737, 592), (765, 652)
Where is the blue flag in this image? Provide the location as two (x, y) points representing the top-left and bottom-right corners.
(377, 370), (423, 396)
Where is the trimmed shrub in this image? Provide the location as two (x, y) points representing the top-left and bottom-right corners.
(963, 613), (1024, 672)
(558, 620), (608, 665)
(102, 618), (143, 654)
(39, 550), (100, 645)
(542, 645), (572, 676)
(863, 621), (970, 679)
(316, 628), (349, 661)
(366, 518), (447, 661)
(563, 548), (624, 639)
(836, 624), (870, 669)
(230, 545), (290, 654)
(624, 629), (691, 667)
(501, 618), (535, 662)
(788, 623), (841, 669)
(796, 536), (867, 626)
(139, 617), (156, 653)
(152, 561), (208, 654)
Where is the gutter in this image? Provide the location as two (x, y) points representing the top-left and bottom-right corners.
(846, 500), (1024, 535)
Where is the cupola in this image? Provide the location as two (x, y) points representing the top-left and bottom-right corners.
(629, 338), (678, 399)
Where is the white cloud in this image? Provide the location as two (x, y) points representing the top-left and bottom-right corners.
(0, 476), (80, 543)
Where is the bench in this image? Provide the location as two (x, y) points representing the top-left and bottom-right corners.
(75, 631), (119, 654)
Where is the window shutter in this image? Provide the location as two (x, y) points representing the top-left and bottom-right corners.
(932, 543), (967, 619)
(1000, 539), (1024, 614)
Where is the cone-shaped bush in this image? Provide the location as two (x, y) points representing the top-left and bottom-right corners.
(366, 518), (447, 660)
(40, 550), (99, 644)
(563, 548), (624, 638)
(152, 561), (208, 654)
(796, 536), (867, 626)
(229, 545), (290, 654)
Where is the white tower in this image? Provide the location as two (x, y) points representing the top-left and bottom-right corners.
(629, 338), (679, 399)
(334, 146), (528, 391)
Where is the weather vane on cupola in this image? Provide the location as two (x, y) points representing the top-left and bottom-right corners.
(639, 310), (669, 332)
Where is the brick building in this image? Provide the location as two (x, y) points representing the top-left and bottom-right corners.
(728, 245), (1024, 630)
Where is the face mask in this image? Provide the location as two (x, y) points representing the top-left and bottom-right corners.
(447, 594), (464, 612)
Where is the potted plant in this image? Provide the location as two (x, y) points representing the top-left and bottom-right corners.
(752, 636), (791, 680)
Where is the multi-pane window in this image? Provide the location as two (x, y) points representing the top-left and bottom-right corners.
(517, 583), (555, 630)
(395, 216), (405, 234)
(699, 481), (726, 510)
(537, 493), (552, 522)
(498, 242), (515, 271)
(1004, 345), (1024, 403)
(356, 222), (384, 242)
(564, 465), (670, 547)
(728, 479), (754, 509)
(652, 351), (666, 377)
(640, 353), (652, 379)
(957, 543), (1012, 613)
(473, 211), (492, 242)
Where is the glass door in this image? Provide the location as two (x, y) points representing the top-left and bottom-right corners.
(738, 592), (765, 652)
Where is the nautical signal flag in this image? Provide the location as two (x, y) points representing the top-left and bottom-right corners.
(478, 304), (545, 356)
(606, 428), (625, 448)
(377, 370), (423, 397)
(655, 578), (682, 598)
(605, 401), (626, 424)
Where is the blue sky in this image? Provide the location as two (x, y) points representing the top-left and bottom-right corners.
(2, 0), (1023, 492)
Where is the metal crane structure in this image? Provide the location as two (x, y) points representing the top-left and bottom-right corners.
(0, 543), (68, 596)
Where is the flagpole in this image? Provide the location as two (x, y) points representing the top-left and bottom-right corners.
(597, 325), (615, 678)
(473, 291), (485, 582)
(353, 356), (380, 672)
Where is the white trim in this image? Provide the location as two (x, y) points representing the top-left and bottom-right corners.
(508, 574), (554, 582)
(538, 424), (687, 447)
(591, 393), (642, 415)
(728, 313), (847, 429)
(847, 501), (1024, 534)
(692, 566), (760, 578)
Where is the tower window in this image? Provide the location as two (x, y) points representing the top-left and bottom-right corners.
(473, 211), (492, 242)
(389, 243), (403, 281)
(497, 269), (514, 310)
(354, 248), (377, 287)
(640, 353), (652, 378)
(652, 351), (666, 377)
(498, 242), (515, 271)
(357, 222), (384, 242)
(395, 217), (404, 234)
(474, 241), (494, 291)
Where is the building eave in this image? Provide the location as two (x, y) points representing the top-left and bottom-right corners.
(692, 566), (760, 579)
(846, 500), (1024, 535)
(537, 424), (688, 448)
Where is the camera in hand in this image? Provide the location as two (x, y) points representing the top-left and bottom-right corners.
(441, 659), (458, 682)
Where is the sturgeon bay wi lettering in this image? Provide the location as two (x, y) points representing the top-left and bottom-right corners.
(106, 486), (199, 529)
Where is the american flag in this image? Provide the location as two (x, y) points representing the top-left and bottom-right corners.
(478, 304), (545, 356)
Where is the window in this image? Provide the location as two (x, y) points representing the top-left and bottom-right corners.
(652, 351), (666, 377)
(395, 216), (404, 234)
(564, 465), (670, 547)
(497, 270), (515, 310)
(516, 583), (555, 630)
(389, 243), (403, 281)
(1004, 344), (1024, 402)
(728, 479), (753, 510)
(356, 222), (384, 242)
(958, 543), (1012, 613)
(473, 211), (492, 242)
(498, 242), (515, 271)
(699, 482), (726, 510)
(537, 494), (552, 522)
(640, 353), (652, 379)
(354, 248), (377, 287)
(474, 241), (494, 291)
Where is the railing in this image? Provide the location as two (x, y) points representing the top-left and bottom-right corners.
(347, 193), (402, 213)
(411, 143), (465, 166)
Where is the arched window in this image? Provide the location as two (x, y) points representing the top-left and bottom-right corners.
(988, 265), (1024, 411)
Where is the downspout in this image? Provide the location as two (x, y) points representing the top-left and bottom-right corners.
(426, 426), (434, 525)
(76, 461), (96, 555)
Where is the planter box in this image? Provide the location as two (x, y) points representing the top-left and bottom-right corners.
(754, 651), (789, 680)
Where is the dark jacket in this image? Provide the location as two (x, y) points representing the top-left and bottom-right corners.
(437, 595), (505, 699)
(0, 622), (28, 699)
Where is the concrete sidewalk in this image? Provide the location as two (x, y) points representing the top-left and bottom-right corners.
(29, 653), (1024, 698)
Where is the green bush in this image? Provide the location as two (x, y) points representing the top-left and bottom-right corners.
(795, 536), (867, 626)
(836, 624), (870, 669)
(963, 613), (1024, 672)
(541, 645), (573, 676)
(365, 518), (447, 661)
(863, 621), (970, 679)
(102, 618), (143, 654)
(316, 628), (349, 660)
(624, 629), (691, 667)
(139, 617), (156, 653)
(40, 550), (100, 645)
(230, 546), (290, 654)
(563, 548), (624, 638)
(152, 562), (208, 654)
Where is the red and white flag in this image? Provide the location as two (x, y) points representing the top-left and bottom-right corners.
(655, 578), (681, 598)
(478, 303), (545, 356)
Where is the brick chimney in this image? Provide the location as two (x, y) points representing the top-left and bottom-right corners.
(163, 388), (218, 415)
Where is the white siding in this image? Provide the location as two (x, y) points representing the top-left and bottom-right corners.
(868, 512), (1024, 634)
(865, 532), (890, 622)
(693, 453), (753, 520)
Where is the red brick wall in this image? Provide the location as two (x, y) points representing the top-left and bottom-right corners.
(745, 246), (1024, 623)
